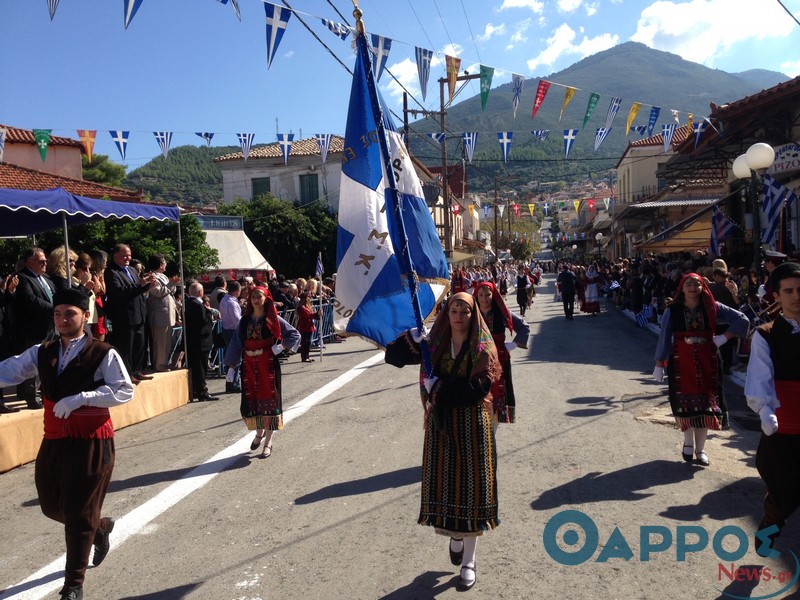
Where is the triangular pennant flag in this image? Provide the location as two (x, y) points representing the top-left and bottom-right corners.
(604, 198), (610, 210)
(594, 127), (612, 150)
(647, 106), (661, 137)
(216, 0), (241, 21)
(428, 133), (445, 144)
(462, 132), (478, 164)
(237, 133), (255, 161)
(0, 128), (6, 163)
(573, 200), (580, 212)
(512, 203), (520, 218)
(124, 0), (144, 29)
(497, 132), (512, 163)
(445, 55), (461, 104)
(264, 2), (292, 69)
(563, 129), (579, 158)
(453, 203), (460, 216)
(671, 109), (680, 124)
(48, 0), (59, 20)
(582, 92), (600, 128)
(370, 34), (392, 82)
(153, 131), (172, 158)
(631, 125), (647, 136)
(511, 73), (525, 119)
(528, 203), (535, 217)
(315, 133), (332, 164)
(77, 130), (97, 163)
(415, 47), (433, 102)
(560, 86), (576, 122)
(661, 124), (677, 153)
(604, 97), (622, 129)
(483, 205), (489, 218)
(195, 132), (214, 146)
(531, 80), (551, 119)
(692, 121), (708, 149)
(531, 130), (550, 141)
(498, 205), (505, 218)
(32, 129), (52, 163)
(321, 18), (349, 40)
(480, 65), (494, 111)
(277, 132), (293, 165)
(625, 102), (641, 137)
(109, 130), (129, 161)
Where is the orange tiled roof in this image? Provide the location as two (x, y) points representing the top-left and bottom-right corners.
(214, 135), (345, 163)
(0, 162), (144, 202)
(0, 124), (84, 149)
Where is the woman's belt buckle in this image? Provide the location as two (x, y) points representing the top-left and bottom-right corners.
(245, 349), (264, 357)
(685, 336), (706, 345)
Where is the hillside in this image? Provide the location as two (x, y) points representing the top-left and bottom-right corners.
(407, 41), (789, 191)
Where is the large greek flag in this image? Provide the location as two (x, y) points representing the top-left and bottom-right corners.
(335, 29), (449, 348)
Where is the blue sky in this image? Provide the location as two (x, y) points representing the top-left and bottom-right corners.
(2, 0), (799, 171)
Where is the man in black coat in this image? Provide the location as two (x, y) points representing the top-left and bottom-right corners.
(184, 282), (215, 402)
(104, 244), (155, 382)
(13, 247), (56, 408)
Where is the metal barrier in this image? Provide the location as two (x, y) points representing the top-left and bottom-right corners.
(281, 298), (336, 346)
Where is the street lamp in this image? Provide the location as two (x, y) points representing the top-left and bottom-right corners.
(595, 232), (604, 262)
(732, 142), (776, 274)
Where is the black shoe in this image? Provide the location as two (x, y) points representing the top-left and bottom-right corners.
(457, 562), (476, 590)
(93, 517), (115, 566)
(225, 382), (242, 394)
(449, 538), (464, 566)
(27, 400), (43, 409)
(695, 451), (710, 467)
(59, 585), (83, 600)
(682, 444), (694, 463)
(196, 393), (217, 402)
(0, 404), (20, 413)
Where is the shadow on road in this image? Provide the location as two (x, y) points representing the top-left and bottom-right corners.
(378, 571), (459, 599)
(119, 583), (203, 599)
(659, 476), (765, 523)
(294, 466), (420, 505)
(531, 459), (697, 509)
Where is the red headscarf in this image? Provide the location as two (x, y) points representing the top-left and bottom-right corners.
(672, 272), (717, 333)
(473, 281), (514, 332)
(248, 285), (282, 340)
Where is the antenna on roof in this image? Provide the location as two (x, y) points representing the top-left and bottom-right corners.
(275, 118), (279, 140)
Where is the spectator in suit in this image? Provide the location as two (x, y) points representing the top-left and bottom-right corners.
(146, 254), (178, 373)
(104, 244), (155, 383)
(13, 247), (56, 408)
(185, 282), (215, 402)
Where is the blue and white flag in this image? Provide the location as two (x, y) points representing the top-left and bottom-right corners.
(322, 18), (350, 41)
(265, 2), (292, 69)
(335, 27), (449, 349)
(543, 202), (549, 215)
(428, 132), (445, 145)
(109, 130), (129, 161)
(48, 0), (59, 20)
(498, 132), (513, 163)
(415, 47), (433, 102)
(511, 73), (525, 119)
(594, 127), (612, 150)
(0, 128), (6, 163)
(195, 132), (214, 146)
(630, 125), (647, 136)
(762, 174), (798, 246)
(315, 252), (324, 278)
(483, 205), (489, 218)
(217, 0), (241, 21)
(277, 133), (293, 165)
(647, 106), (661, 137)
(462, 132), (478, 164)
(636, 308), (651, 328)
(662, 123), (677, 153)
(604, 97), (623, 129)
(315, 133), (332, 164)
(124, 0), (144, 29)
(153, 131), (172, 158)
(692, 121), (708, 149)
(563, 129), (579, 158)
(531, 130), (550, 141)
(710, 207), (738, 256)
(237, 133), (255, 161)
(370, 34), (392, 82)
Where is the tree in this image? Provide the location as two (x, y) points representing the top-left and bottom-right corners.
(82, 154), (127, 187)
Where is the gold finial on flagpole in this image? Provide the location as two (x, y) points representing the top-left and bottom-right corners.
(352, 0), (364, 35)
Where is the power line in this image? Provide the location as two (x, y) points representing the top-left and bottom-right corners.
(776, 0), (800, 26)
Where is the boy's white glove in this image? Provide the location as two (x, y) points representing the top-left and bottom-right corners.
(410, 327), (428, 343)
(423, 376), (438, 394)
(271, 343), (284, 356)
(652, 366), (665, 383)
(759, 406), (779, 436)
(53, 395), (85, 419)
(712, 334), (728, 348)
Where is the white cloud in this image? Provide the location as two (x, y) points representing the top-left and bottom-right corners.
(631, 0), (795, 66)
(780, 60), (800, 78)
(477, 22), (507, 42)
(558, 0), (582, 12)
(499, 0), (544, 12)
(506, 17), (532, 50)
(526, 23), (618, 72)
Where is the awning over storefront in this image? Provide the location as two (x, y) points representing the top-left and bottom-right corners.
(204, 229), (274, 272)
(635, 205), (713, 253)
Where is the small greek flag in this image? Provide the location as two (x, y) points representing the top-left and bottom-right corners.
(265, 2), (292, 69)
(415, 47), (433, 101)
(322, 18), (350, 41)
(463, 132), (478, 164)
(237, 133), (255, 161)
(195, 132), (214, 146)
(153, 131), (172, 158)
(109, 130), (129, 161)
(277, 133), (293, 165)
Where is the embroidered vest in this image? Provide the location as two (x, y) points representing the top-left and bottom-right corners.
(758, 317), (800, 434)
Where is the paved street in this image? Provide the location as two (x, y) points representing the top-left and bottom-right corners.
(1, 274), (798, 600)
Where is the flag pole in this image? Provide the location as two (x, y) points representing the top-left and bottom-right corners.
(352, 2), (433, 376)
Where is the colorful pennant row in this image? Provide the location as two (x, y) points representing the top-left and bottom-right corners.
(22, 129), (337, 166)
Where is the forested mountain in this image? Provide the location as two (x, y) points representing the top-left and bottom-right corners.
(126, 42), (789, 203)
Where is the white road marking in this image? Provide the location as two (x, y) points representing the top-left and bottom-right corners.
(1, 352), (385, 600)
